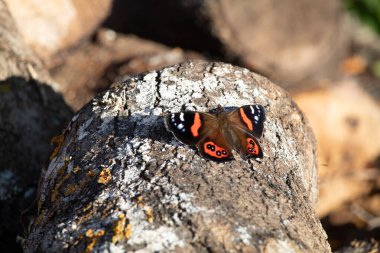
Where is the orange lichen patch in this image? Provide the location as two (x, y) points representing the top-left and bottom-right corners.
(125, 223), (132, 239)
(51, 165), (70, 203)
(85, 229), (105, 253)
(35, 209), (46, 225)
(49, 134), (65, 160)
(112, 213), (132, 243)
(73, 166), (81, 174)
(85, 229), (95, 238)
(136, 196), (144, 207)
(37, 198), (43, 213)
(240, 108), (253, 131)
(83, 203), (93, 213)
(190, 112), (201, 137)
(134, 196), (154, 223)
(145, 208), (154, 223)
(64, 184), (77, 196)
(98, 168), (112, 185)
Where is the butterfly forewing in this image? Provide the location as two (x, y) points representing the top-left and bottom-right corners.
(226, 105), (265, 160)
(229, 105), (265, 137)
(164, 111), (204, 145)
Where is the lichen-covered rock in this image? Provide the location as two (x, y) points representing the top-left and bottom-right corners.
(24, 61), (329, 252)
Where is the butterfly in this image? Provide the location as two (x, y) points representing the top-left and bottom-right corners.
(164, 105), (265, 162)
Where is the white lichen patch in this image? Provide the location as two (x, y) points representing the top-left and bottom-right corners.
(107, 243), (126, 253)
(77, 118), (93, 141)
(264, 238), (298, 253)
(235, 226), (252, 245)
(128, 225), (185, 253)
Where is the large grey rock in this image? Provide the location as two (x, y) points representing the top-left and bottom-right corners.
(24, 61), (329, 252)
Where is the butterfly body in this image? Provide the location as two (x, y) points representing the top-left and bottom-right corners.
(165, 105), (265, 162)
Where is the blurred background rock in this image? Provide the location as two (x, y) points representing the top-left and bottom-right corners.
(1, 0), (380, 251)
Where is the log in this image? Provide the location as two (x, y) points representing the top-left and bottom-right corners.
(50, 29), (205, 111)
(4, 0), (113, 66)
(293, 81), (380, 217)
(24, 61), (330, 252)
(104, 0), (347, 88)
(0, 1), (72, 251)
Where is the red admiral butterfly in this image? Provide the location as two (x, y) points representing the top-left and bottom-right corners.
(165, 105), (265, 162)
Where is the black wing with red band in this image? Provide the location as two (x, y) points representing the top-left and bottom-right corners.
(164, 111), (203, 146)
(238, 105), (265, 137)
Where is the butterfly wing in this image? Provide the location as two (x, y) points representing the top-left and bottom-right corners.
(165, 111), (234, 161)
(195, 123), (234, 162)
(230, 105), (265, 137)
(231, 131), (263, 160)
(227, 105), (265, 160)
(164, 111), (205, 145)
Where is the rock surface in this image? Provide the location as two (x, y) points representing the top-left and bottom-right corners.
(25, 61), (329, 252)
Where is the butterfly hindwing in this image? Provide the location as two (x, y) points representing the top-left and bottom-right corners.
(196, 127), (234, 162)
(234, 131), (263, 160)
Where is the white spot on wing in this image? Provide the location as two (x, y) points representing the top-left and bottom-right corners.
(250, 106), (255, 114)
(177, 123), (184, 129)
(179, 112), (184, 121)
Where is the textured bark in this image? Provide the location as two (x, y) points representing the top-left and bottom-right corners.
(0, 1), (72, 252)
(25, 61), (329, 252)
(105, 0), (347, 88)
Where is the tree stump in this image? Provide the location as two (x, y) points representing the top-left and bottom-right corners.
(24, 61), (329, 252)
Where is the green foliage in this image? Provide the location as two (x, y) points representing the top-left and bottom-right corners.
(344, 0), (380, 35)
